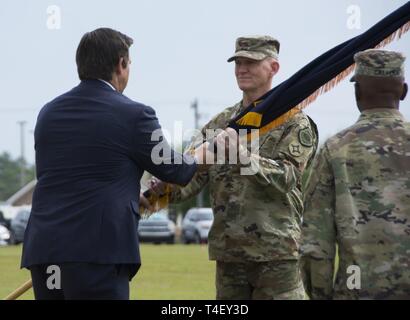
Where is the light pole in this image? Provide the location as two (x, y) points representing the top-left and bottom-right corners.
(17, 121), (27, 187)
(191, 99), (204, 208)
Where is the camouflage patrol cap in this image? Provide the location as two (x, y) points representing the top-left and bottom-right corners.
(350, 49), (406, 82)
(227, 35), (280, 63)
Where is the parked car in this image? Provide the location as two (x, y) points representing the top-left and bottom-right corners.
(138, 212), (175, 244)
(0, 224), (10, 246)
(181, 208), (213, 244)
(0, 205), (31, 222)
(9, 208), (31, 245)
(0, 210), (9, 229)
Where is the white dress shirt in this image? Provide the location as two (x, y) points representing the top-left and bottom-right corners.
(98, 79), (116, 91)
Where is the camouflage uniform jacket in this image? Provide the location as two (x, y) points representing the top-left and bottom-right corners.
(171, 102), (318, 262)
(301, 108), (410, 299)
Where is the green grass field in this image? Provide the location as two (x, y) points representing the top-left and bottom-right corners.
(0, 244), (216, 300)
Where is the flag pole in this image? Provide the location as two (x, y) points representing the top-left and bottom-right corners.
(4, 279), (33, 300)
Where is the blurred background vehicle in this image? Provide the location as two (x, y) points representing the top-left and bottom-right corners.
(0, 205), (31, 225)
(0, 224), (10, 246)
(138, 211), (175, 244)
(181, 208), (213, 244)
(0, 210), (9, 228)
(9, 208), (31, 245)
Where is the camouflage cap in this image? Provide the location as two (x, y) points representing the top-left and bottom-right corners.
(227, 35), (280, 63)
(350, 49), (406, 82)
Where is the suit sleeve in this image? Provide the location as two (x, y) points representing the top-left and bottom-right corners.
(132, 105), (197, 186)
(300, 145), (337, 300)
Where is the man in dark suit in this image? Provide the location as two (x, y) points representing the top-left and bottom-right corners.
(21, 28), (208, 300)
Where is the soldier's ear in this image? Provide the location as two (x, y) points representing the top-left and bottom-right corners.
(400, 83), (408, 101)
(271, 60), (280, 77)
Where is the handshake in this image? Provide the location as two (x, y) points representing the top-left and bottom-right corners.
(140, 128), (249, 211)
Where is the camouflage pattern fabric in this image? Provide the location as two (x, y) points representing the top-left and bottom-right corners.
(350, 49), (405, 82)
(216, 260), (306, 300)
(227, 35), (280, 62)
(301, 108), (410, 300)
(170, 101), (318, 263)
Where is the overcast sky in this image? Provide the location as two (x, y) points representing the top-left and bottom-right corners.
(1, 0), (409, 164)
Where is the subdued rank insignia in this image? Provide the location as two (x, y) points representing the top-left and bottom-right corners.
(289, 143), (302, 157)
(298, 127), (313, 147)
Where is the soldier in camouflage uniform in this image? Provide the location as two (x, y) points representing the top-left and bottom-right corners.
(301, 49), (410, 300)
(150, 36), (318, 300)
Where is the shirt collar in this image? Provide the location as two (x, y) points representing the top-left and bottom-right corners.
(358, 108), (404, 122)
(231, 101), (245, 119)
(97, 79), (116, 91)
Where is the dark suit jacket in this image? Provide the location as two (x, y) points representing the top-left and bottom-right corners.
(21, 80), (197, 277)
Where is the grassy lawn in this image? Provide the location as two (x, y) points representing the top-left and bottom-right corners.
(0, 244), (216, 300)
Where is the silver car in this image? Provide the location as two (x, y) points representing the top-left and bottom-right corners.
(181, 208), (213, 244)
(9, 209), (31, 245)
(138, 212), (176, 244)
(0, 224), (10, 246)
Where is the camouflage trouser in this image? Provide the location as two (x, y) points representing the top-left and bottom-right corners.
(216, 260), (306, 300)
